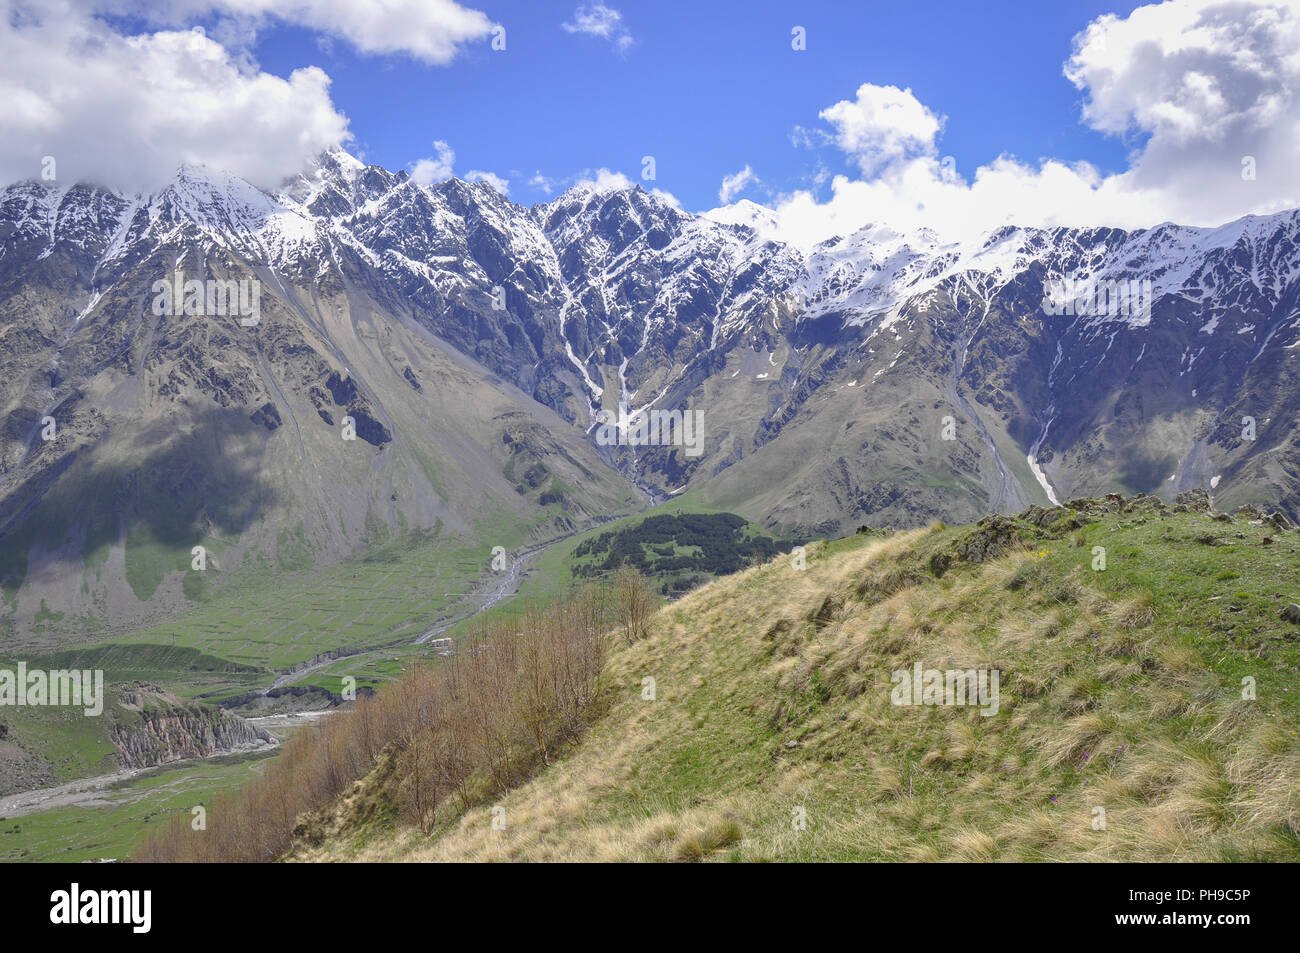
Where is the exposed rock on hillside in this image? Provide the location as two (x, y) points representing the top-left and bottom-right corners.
(109, 683), (272, 770)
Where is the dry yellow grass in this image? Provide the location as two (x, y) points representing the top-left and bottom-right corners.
(289, 512), (1300, 863)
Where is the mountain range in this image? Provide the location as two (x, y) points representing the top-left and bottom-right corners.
(3, 147), (1299, 634)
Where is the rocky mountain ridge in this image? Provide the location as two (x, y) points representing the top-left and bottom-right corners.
(2, 148), (1298, 630)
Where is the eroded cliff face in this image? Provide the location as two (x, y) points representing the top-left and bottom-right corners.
(108, 683), (273, 770)
(0, 682), (276, 796)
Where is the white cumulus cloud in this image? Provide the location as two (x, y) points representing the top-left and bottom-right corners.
(528, 172), (558, 195)
(0, 0), (497, 193)
(718, 165), (759, 204)
(562, 4), (633, 53)
(1062, 0), (1300, 225)
(576, 168), (635, 191)
(0, 0), (350, 193)
(722, 0), (1300, 250)
(819, 84), (942, 176)
(466, 169), (509, 195)
(409, 141), (456, 184)
(94, 0), (497, 64)
(574, 168), (680, 207)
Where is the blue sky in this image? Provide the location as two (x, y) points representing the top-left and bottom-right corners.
(6, 1), (1298, 239)
(252, 0), (1149, 209)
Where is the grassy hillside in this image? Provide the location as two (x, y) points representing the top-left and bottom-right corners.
(291, 494), (1300, 862)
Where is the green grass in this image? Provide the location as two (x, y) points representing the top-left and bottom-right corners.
(110, 517), (546, 676)
(0, 704), (120, 785)
(0, 751), (277, 863)
(0, 511), (556, 860)
(0, 499), (611, 855)
(310, 499), (1300, 862)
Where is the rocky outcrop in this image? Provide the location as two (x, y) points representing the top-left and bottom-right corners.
(109, 684), (272, 769)
(1175, 488), (1213, 513)
(954, 515), (1024, 563)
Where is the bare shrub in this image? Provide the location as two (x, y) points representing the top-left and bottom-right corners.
(132, 581), (619, 862)
(614, 565), (657, 645)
